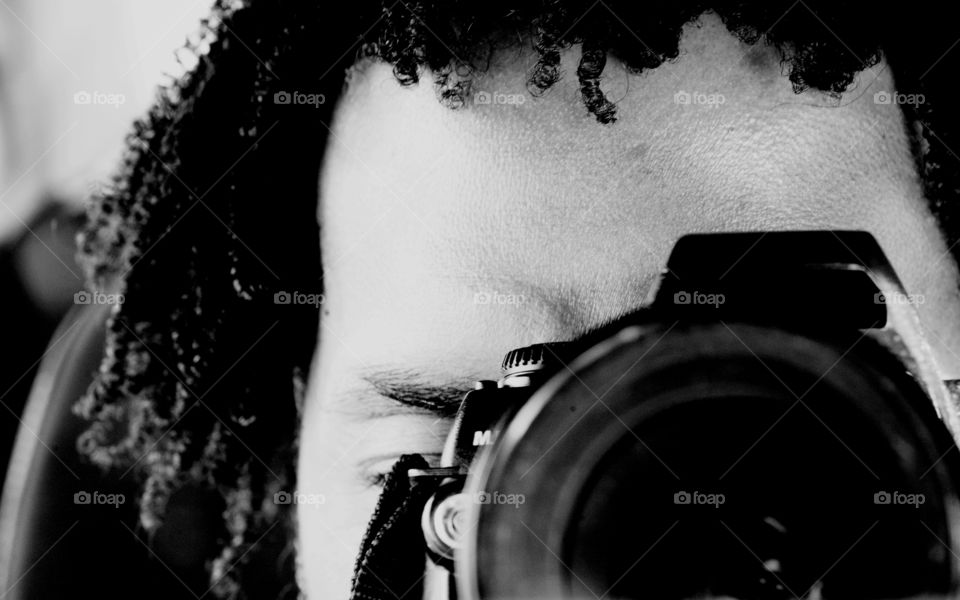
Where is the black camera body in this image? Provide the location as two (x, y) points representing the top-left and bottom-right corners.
(412, 231), (960, 600)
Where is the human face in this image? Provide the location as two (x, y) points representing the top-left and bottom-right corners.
(297, 12), (960, 599)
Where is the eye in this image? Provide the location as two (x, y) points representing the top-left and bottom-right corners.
(367, 471), (389, 488)
(361, 453), (442, 489)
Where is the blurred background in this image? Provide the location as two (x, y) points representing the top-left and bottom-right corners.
(0, 2), (216, 598)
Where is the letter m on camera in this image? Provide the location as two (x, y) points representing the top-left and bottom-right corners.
(473, 429), (494, 446)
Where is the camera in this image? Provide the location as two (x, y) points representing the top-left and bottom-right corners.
(410, 231), (960, 600)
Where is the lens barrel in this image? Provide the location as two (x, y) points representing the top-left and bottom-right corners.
(460, 321), (960, 600)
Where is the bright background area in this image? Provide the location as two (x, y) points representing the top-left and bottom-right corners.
(0, 0), (215, 241)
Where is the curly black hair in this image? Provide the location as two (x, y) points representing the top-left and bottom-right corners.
(74, 1), (960, 597)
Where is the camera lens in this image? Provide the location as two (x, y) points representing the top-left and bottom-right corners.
(462, 321), (960, 600)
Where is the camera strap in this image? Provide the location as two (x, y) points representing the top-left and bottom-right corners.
(349, 454), (434, 600)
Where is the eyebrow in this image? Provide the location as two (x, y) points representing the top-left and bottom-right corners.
(357, 330), (602, 419)
(363, 370), (470, 418)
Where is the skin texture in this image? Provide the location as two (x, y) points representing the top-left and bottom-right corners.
(298, 13), (960, 599)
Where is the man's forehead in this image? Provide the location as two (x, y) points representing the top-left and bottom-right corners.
(312, 12), (944, 377)
(321, 13), (911, 277)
